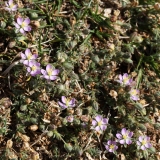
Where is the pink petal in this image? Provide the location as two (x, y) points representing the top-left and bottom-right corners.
(17, 17), (23, 25)
(121, 128), (127, 135)
(145, 143), (151, 148)
(25, 49), (31, 56)
(104, 145), (109, 150)
(44, 75), (50, 80)
(107, 140), (112, 145)
(20, 28), (25, 34)
(51, 69), (60, 76)
(50, 75), (57, 80)
(119, 75), (123, 81)
(23, 60), (29, 66)
(21, 53), (26, 59)
(116, 133), (122, 139)
(95, 115), (102, 122)
(27, 67), (31, 72)
(109, 149), (113, 152)
(31, 54), (38, 59)
(100, 125), (107, 131)
(139, 136), (143, 142)
(92, 120), (97, 126)
(126, 139), (132, 145)
(128, 132), (133, 137)
(95, 126), (100, 131)
(8, 0), (13, 5)
(41, 69), (47, 75)
(141, 146), (146, 150)
(136, 141), (141, 146)
(58, 101), (67, 109)
(24, 26), (31, 31)
(102, 118), (108, 124)
(123, 73), (128, 79)
(68, 99), (75, 106)
(14, 23), (20, 29)
(119, 139), (125, 144)
(24, 18), (30, 25)
(61, 96), (67, 104)
(46, 64), (53, 72)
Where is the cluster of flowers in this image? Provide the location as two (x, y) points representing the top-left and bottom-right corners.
(20, 48), (59, 80)
(5, 0), (31, 34)
(117, 73), (139, 101)
(4, 1), (59, 79)
(91, 115), (152, 153)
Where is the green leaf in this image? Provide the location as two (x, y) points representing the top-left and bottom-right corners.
(143, 150), (149, 160)
(134, 102), (143, 110)
(136, 68), (143, 88)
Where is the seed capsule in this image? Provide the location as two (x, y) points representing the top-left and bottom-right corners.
(29, 125), (38, 131)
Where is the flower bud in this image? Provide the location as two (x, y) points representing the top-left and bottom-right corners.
(75, 108), (82, 116)
(74, 145), (83, 156)
(64, 143), (73, 152)
(9, 41), (16, 48)
(108, 43), (115, 51)
(39, 124), (45, 131)
(31, 152), (39, 160)
(123, 58), (133, 64)
(153, 123), (160, 130)
(29, 118), (37, 124)
(154, 3), (160, 10)
(6, 139), (13, 148)
(20, 105), (27, 111)
(29, 12), (38, 19)
(91, 55), (100, 64)
(47, 131), (53, 137)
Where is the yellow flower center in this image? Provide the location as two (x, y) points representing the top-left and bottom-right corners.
(98, 121), (102, 126)
(21, 22), (27, 28)
(131, 89), (137, 96)
(32, 66), (36, 71)
(47, 69), (53, 76)
(10, 3), (14, 8)
(123, 134), (127, 140)
(141, 140), (147, 145)
(27, 54), (32, 60)
(110, 144), (114, 149)
(123, 77), (129, 83)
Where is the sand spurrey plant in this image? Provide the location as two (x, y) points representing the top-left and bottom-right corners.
(0, 0), (159, 159)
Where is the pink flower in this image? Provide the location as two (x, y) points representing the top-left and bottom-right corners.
(27, 61), (41, 76)
(20, 48), (38, 66)
(58, 96), (76, 110)
(91, 115), (108, 132)
(129, 88), (140, 101)
(41, 64), (59, 80)
(5, 0), (17, 12)
(103, 140), (118, 153)
(137, 135), (152, 150)
(116, 128), (133, 145)
(14, 17), (31, 34)
(66, 115), (74, 123)
(117, 73), (133, 86)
